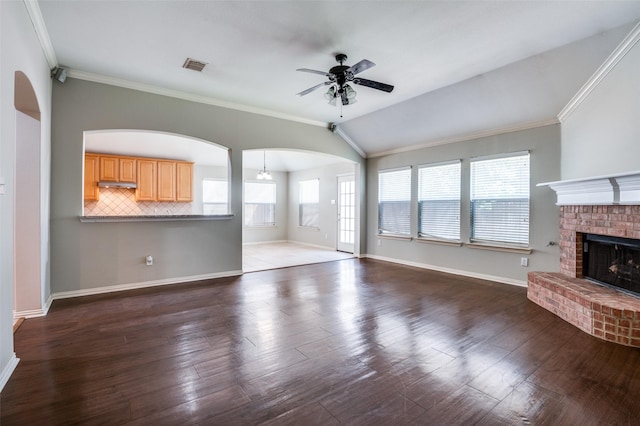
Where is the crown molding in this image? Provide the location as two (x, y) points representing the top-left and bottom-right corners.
(66, 69), (328, 128)
(368, 118), (559, 158)
(333, 126), (367, 158)
(23, 0), (57, 69)
(558, 20), (640, 122)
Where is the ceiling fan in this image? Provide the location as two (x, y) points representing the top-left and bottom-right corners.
(296, 53), (394, 106)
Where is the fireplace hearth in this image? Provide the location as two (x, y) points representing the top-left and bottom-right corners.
(584, 234), (640, 296)
(528, 204), (640, 347)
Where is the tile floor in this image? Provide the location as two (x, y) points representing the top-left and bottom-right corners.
(243, 242), (354, 272)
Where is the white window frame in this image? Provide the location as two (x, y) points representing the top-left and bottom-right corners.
(299, 178), (320, 229)
(470, 152), (530, 247)
(418, 161), (461, 242)
(244, 181), (277, 227)
(202, 178), (229, 215)
(378, 166), (412, 237)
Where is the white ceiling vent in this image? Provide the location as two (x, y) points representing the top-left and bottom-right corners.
(182, 58), (208, 72)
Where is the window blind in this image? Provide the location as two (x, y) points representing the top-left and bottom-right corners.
(245, 181), (276, 226)
(378, 167), (411, 236)
(470, 153), (530, 246)
(418, 162), (460, 240)
(202, 179), (228, 215)
(299, 179), (320, 228)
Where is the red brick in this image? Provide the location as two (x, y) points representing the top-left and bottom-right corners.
(617, 336), (630, 345)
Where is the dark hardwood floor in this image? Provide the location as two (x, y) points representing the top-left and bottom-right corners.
(2, 258), (640, 425)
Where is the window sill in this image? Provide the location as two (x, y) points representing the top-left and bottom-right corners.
(246, 225), (277, 229)
(466, 242), (532, 254)
(378, 234), (413, 241)
(298, 226), (320, 232)
(416, 237), (462, 247)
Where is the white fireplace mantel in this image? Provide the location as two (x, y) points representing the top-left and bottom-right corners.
(539, 171), (640, 206)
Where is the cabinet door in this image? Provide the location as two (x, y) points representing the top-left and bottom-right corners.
(84, 154), (100, 201)
(136, 159), (157, 201)
(119, 157), (136, 182)
(176, 162), (193, 202)
(99, 156), (119, 181)
(157, 161), (176, 201)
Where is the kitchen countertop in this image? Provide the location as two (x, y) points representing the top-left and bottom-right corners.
(79, 214), (234, 223)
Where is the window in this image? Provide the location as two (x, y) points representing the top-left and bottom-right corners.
(418, 161), (461, 241)
(244, 181), (276, 227)
(299, 179), (320, 228)
(470, 153), (530, 246)
(202, 179), (228, 215)
(378, 167), (411, 236)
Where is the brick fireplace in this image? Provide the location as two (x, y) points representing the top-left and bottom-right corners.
(529, 173), (640, 347)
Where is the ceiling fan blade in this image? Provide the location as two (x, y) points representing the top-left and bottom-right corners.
(348, 59), (375, 75)
(296, 68), (331, 77)
(296, 81), (332, 96)
(354, 78), (394, 93)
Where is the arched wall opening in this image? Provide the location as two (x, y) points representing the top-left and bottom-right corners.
(83, 130), (231, 217)
(241, 148), (360, 271)
(13, 71), (42, 316)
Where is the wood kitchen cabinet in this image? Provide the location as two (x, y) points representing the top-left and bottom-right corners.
(176, 162), (193, 202)
(99, 156), (119, 181)
(98, 155), (136, 183)
(84, 153), (100, 201)
(119, 157), (137, 182)
(86, 152), (193, 203)
(136, 159), (157, 201)
(157, 161), (176, 201)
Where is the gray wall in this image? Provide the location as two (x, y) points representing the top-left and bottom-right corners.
(288, 162), (356, 249)
(1, 0), (53, 388)
(366, 124), (561, 285)
(561, 26), (640, 180)
(242, 169), (289, 244)
(50, 78), (364, 293)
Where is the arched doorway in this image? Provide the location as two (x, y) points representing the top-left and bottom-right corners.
(13, 71), (42, 317)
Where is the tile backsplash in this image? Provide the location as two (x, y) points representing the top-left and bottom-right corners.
(84, 187), (193, 216)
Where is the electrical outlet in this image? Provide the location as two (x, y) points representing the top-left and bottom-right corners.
(520, 257), (528, 267)
(377, 239), (381, 246)
(146, 255), (153, 266)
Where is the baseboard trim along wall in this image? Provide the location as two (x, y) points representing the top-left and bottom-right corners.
(365, 254), (527, 288)
(50, 270), (243, 301)
(0, 354), (20, 393)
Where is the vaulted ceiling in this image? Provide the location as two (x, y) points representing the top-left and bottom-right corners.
(37, 1), (640, 157)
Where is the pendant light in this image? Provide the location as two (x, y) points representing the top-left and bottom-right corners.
(257, 150), (272, 180)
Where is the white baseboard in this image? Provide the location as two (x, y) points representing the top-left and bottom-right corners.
(242, 240), (288, 246)
(364, 254), (527, 288)
(0, 354), (19, 393)
(13, 307), (47, 319)
(51, 270), (243, 301)
(287, 240), (335, 251)
(13, 294), (54, 320)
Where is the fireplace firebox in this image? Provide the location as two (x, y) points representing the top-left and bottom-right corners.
(584, 234), (640, 296)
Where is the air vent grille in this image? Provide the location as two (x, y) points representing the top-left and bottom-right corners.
(182, 58), (208, 72)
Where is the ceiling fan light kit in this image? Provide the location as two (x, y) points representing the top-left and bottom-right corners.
(296, 53), (393, 112)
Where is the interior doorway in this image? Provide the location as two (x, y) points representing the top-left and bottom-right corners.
(13, 71), (43, 318)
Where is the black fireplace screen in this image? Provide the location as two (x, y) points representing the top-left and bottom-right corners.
(584, 234), (640, 296)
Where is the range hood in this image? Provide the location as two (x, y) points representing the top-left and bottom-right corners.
(98, 181), (137, 189)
